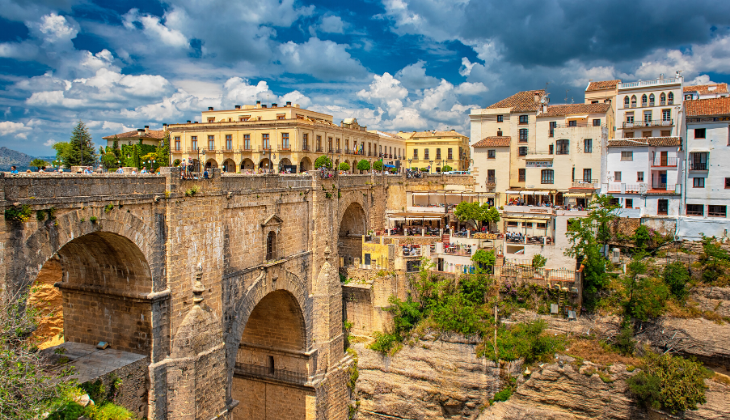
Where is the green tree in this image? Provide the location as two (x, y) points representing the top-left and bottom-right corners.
(663, 261), (690, 301)
(338, 162), (350, 171)
(633, 225), (652, 250)
(532, 254), (547, 269)
(101, 153), (119, 170)
(29, 158), (49, 170)
(454, 202), (499, 231)
(356, 159), (371, 171)
(442, 164), (453, 172)
(314, 155), (332, 169)
(622, 254), (669, 321)
(156, 132), (171, 168)
(63, 121), (97, 167)
(699, 235), (730, 284)
(373, 160), (383, 171)
(472, 249), (496, 272)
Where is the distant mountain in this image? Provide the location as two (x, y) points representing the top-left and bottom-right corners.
(0, 147), (54, 170)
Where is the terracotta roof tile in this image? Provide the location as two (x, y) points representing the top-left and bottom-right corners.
(541, 103), (611, 116)
(608, 137), (681, 147)
(586, 80), (621, 92)
(486, 90), (545, 112)
(683, 83), (729, 95)
(103, 130), (166, 140)
(411, 130), (468, 138)
(686, 97), (730, 117)
(473, 136), (511, 147)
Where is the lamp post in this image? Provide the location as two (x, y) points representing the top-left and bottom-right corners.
(429, 160), (434, 174)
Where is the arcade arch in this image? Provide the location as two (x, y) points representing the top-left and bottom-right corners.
(222, 158), (236, 173)
(338, 202), (367, 265)
(299, 156), (312, 172)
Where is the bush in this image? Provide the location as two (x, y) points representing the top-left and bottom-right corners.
(623, 276), (669, 321)
(356, 159), (371, 171)
(472, 249), (496, 272)
(442, 164), (453, 172)
(338, 162), (350, 171)
(663, 262), (690, 300)
(634, 225), (652, 249)
(627, 352), (711, 414)
(314, 155), (332, 169)
(47, 401), (86, 420)
(481, 320), (565, 363)
(613, 324), (636, 356)
(373, 161), (383, 171)
(531, 254), (547, 269)
(419, 167), (429, 172)
(5, 204), (32, 223)
(368, 332), (400, 355)
(492, 387), (512, 402)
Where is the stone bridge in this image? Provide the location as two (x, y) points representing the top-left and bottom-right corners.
(0, 168), (400, 420)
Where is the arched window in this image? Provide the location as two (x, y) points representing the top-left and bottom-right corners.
(649, 94), (655, 106)
(660, 92), (666, 105)
(631, 95), (637, 107)
(624, 96), (630, 107)
(641, 94), (648, 106)
(668, 92), (674, 105)
(266, 231), (276, 261)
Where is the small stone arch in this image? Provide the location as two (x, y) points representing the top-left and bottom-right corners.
(222, 158), (236, 173)
(240, 158), (255, 171)
(300, 156), (312, 172)
(259, 158), (271, 170)
(206, 158), (219, 169)
(338, 200), (368, 264)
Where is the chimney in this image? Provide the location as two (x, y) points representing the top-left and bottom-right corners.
(286, 101), (292, 106)
(272, 103), (278, 108)
(162, 123), (168, 130)
(187, 120), (191, 124)
(144, 125), (150, 133)
(194, 121), (198, 124)
(208, 107), (214, 111)
(256, 100), (261, 108)
(137, 128), (144, 133)
(262, 104), (267, 108)
(234, 105), (241, 109)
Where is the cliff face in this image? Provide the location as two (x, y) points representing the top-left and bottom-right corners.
(352, 334), (521, 419)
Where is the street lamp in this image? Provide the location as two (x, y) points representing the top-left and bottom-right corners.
(429, 160), (434, 174)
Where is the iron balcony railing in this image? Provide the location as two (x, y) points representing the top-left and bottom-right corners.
(316, 146), (323, 152)
(623, 119), (673, 128)
(486, 177), (496, 186)
(572, 179), (598, 188)
(278, 143), (291, 151)
(651, 156), (677, 167)
(258, 145), (272, 152)
(301, 144), (310, 151)
(234, 363), (307, 386)
(690, 162), (708, 171)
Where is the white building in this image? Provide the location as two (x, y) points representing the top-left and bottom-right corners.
(683, 83), (729, 101)
(678, 97), (730, 239)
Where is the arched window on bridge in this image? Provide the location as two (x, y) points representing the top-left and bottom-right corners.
(266, 231), (276, 261)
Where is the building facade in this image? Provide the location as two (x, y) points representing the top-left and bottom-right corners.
(683, 83), (729, 101)
(168, 103), (385, 173)
(398, 130), (471, 172)
(102, 125), (168, 148)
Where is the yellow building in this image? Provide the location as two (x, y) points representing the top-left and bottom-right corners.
(102, 125), (168, 148)
(398, 130), (471, 172)
(168, 102), (388, 173)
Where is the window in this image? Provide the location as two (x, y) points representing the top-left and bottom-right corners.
(424, 148), (430, 159)
(208, 135), (215, 150)
(668, 92), (674, 105)
(519, 115), (528, 124)
(281, 133), (289, 149)
(686, 204), (703, 216)
(583, 168), (592, 182)
(693, 177), (705, 188)
(266, 231), (276, 260)
(626, 112), (634, 123)
(277, 115), (285, 120)
(591, 100), (598, 104)
(541, 169), (554, 184)
(244, 134), (251, 150)
(643, 110), (652, 122)
(624, 96), (630, 107)
(519, 129), (528, 142)
(621, 151), (633, 161)
(631, 95), (637, 107)
(658, 199), (668, 215)
(328, 137), (333, 152)
(174, 136), (180, 151)
(549, 144), (554, 154)
(537, 223), (547, 229)
(660, 92), (666, 105)
(487, 169), (495, 183)
(207, 117), (215, 123)
(662, 109), (671, 121)
(302, 134), (308, 150)
(413, 149), (418, 159)
(448, 148), (453, 160)
(708, 205), (727, 218)
(523, 222), (533, 227)
(649, 93), (655, 106)
(691, 152), (708, 170)
(626, 199), (633, 209)
(614, 171), (622, 182)
(556, 139), (569, 155)
(317, 135), (322, 151)
(487, 150), (496, 159)
(641, 94), (648, 107)
(436, 148), (441, 159)
(497, 129), (503, 136)
(263, 133), (270, 149)
(549, 121), (556, 137)
(240, 116), (250, 122)
(568, 120), (577, 127)
(225, 134), (232, 150)
(624, 131), (634, 138)
(695, 128), (706, 139)
(507, 221), (519, 227)
(642, 131), (652, 138)
(726, 178), (730, 189)
(584, 139), (593, 153)
(518, 146), (527, 156)
(191, 136), (197, 150)
(661, 130), (671, 137)
(593, 118), (601, 126)
(497, 115), (503, 122)
(637, 171), (644, 181)
(518, 168), (525, 182)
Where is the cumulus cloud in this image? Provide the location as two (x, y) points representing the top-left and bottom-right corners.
(395, 60), (439, 90)
(279, 90), (312, 108)
(279, 38), (369, 81)
(0, 121), (31, 138)
(123, 9), (189, 48)
(319, 15), (346, 34)
(43, 139), (56, 147)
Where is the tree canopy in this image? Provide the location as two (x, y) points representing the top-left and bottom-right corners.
(29, 159), (48, 169)
(373, 160), (383, 171)
(454, 202), (500, 229)
(53, 121), (97, 168)
(338, 162), (350, 171)
(357, 159), (371, 171)
(314, 155), (332, 169)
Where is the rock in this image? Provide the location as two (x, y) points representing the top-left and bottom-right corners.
(75, 394), (92, 407)
(691, 287), (730, 318)
(641, 317), (730, 367)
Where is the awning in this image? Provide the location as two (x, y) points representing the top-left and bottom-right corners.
(564, 192), (592, 197)
(520, 191), (534, 196)
(388, 212), (448, 219)
(533, 191), (550, 196)
(505, 190), (522, 194)
(383, 164), (396, 168)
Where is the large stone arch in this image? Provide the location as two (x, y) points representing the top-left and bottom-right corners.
(338, 198), (368, 265)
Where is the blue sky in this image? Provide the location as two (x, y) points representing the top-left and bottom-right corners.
(1, 0), (730, 156)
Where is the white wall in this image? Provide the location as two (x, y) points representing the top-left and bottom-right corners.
(685, 121), (730, 212)
(677, 216), (730, 240)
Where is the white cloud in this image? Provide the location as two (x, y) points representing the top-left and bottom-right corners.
(454, 81), (487, 95)
(395, 60), (439, 90)
(279, 90), (312, 108)
(123, 9), (188, 48)
(688, 74), (715, 85)
(43, 139), (56, 147)
(0, 121), (31, 138)
(319, 15), (346, 34)
(279, 38), (369, 81)
(223, 77), (276, 106)
(358, 73), (408, 104)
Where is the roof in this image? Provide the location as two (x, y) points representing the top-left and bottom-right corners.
(541, 103), (611, 117)
(410, 130), (468, 139)
(686, 97), (730, 117)
(486, 89), (545, 112)
(608, 137), (682, 147)
(102, 130), (166, 140)
(473, 136), (511, 147)
(683, 83), (728, 95)
(586, 80), (621, 92)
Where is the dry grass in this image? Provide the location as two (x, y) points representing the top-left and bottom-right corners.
(563, 337), (639, 369)
(665, 299), (727, 324)
(713, 372), (730, 387)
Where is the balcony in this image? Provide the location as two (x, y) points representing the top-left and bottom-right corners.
(571, 179), (598, 189)
(651, 156), (678, 167)
(301, 144), (310, 151)
(618, 78), (680, 89)
(690, 162), (708, 171)
(278, 143), (291, 152)
(486, 177), (496, 187)
(623, 119), (674, 128)
(316, 146), (323, 153)
(234, 363), (307, 386)
(258, 145), (272, 152)
(651, 182), (676, 191)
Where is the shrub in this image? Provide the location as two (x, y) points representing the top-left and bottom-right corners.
(627, 352), (711, 414)
(623, 276), (669, 321)
(104, 204), (114, 213)
(5, 204), (32, 223)
(37, 210), (47, 221)
(613, 324), (636, 356)
(314, 155), (332, 169)
(442, 164), (453, 172)
(373, 161), (383, 171)
(356, 159), (371, 171)
(481, 320), (565, 363)
(633, 225), (652, 249)
(492, 387), (512, 402)
(173, 159), (181, 166)
(531, 254), (547, 269)
(90, 216), (98, 223)
(338, 162), (350, 171)
(419, 167), (429, 172)
(472, 249), (496, 272)
(368, 331), (400, 354)
(47, 401), (86, 420)
(663, 261), (690, 300)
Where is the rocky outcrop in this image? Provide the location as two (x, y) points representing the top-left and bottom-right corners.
(352, 334), (521, 419)
(691, 287), (730, 318)
(640, 317), (730, 367)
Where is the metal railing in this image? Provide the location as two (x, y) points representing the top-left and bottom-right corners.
(278, 143), (291, 151)
(651, 156), (677, 167)
(623, 119), (673, 128)
(301, 144), (310, 151)
(234, 363), (307, 385)
(486, 177), (496, 186)
(258, 145), (272, 152)
(651, 182), (676, 191)
(690, 162), (708, 170)
(571, 179), (598, 188)
(618, 78), (679, 89)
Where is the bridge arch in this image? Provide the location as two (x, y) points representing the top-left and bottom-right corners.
(338, 200), (368, 265)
